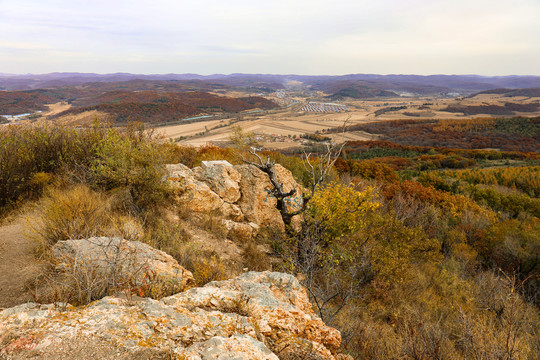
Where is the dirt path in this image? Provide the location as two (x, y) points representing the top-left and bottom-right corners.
(0, 219), (43, 308)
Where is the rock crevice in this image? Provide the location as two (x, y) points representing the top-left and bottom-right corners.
(167, 161), (303, 239)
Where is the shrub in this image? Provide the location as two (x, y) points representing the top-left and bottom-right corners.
(142, 217), (190, 262)
(189, 253), (229, 286)
(0, 123), (173, 217)
(0, 125), (80, 210)
(90, 126), (170, 212)
(27, 185), (112, 247)
(242, 240), (271, 271)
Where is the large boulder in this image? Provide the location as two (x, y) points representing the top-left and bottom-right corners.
(52, 237), (194, 296)
(218, 202), (244, 222)
(0, 272), (350, 360)
(167, 164), (224, 213)
(234, 165), (285, 230)
(179, 335), (278, 359)
(221, 219), (258, 241)
(166, 162), (304, 236)
(198, 161), (242, 203)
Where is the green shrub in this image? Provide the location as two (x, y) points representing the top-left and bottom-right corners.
(89, 126), (171, 213)
(0, 123), (173, 216)
(0, 125), (80, 210)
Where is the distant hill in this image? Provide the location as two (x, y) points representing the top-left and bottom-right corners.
(2, 73), (540, 95)
(52, 91), (278, 124)
(333, 117), (540, 152)
(302, 80), (398, 99)
(0, 89), (61, 115)
(442, 102), (540, 116)
(0, 78), (278, 117)
(468, 88), (540, 98)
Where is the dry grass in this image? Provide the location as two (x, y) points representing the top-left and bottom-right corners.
(26, 185), (113, 247)
(25, 185), (148, 255)
(241, 240), (271, 272)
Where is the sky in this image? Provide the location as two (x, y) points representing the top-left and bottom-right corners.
(1, 0), (539, 75)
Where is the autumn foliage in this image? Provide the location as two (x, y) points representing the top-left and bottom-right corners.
(1, 121), (539, 359)
(333, 117), (540, 153)
(56, 91), (278, 124)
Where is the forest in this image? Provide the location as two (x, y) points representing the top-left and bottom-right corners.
(0, 119), (538, 359)
(54, 91), (278, 124)
(0, 80), (279, 119)
(329, 117), (540, 153)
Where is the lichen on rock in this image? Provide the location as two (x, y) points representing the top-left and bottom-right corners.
(0, 271), (351, 359)
(166, 162), (304, 240)
(51, 237), (194, 300)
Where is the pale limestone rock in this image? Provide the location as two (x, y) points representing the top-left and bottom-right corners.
(197, 162), (242, 203)
(222, 220), (255, 241)
(248, 222), (260, 232)
(167, 164), (224, 213)
(166, 163), (194, 182)
(167, 162), (304, 233)
(234, 165), (284, 230)
(219, 202), (244, 222)
(176, 335), (279, 359)
(52, 237), (194, 293)
(202, 160), (233, 167)
(179, 181), (224, 213)
(165, 272), (343, 357)
(0, 272), (346, 360)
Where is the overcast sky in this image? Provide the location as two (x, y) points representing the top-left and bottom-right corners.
(1, 0), (539, 75)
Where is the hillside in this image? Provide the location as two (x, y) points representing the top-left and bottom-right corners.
(0, 85), (279, 124)
(1, 123), (538, 359)
(0, 89), (61, 115)
(468, 87), (540, 98)
(53, 91), (278, 124)
(329, 117), (540, 153)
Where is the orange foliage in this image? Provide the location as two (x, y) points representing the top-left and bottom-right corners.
(57, 91), (278, 124)
(350, 160), (398, 182)
(382, 180), (494, 218)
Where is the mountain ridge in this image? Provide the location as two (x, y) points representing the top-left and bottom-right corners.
(2, 72), (540, 94)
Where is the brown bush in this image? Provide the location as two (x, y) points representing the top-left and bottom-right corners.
(27, 185), (112, 247)
(242, 240), (271, 271)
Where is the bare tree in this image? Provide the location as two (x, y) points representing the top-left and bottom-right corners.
(301, 140), (346, 201)
(240, 120), (348, 237)
(242, 149), (303, 236)
(233, 122), (366, 325)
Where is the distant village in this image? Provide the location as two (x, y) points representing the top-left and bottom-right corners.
(300, 102), (349, 113)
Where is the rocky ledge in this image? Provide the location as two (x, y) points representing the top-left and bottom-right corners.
(167, 161), (304, 239)
(0, 271), (352, 360)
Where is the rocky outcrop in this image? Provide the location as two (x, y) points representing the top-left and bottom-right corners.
(52, 237), (194, 297)
(167, 163), (224, 213)
(234, 164), (283, 230)
(198, 161), (242, 203)
(0, 272), (351, 360)
(167, 161), (303, 239)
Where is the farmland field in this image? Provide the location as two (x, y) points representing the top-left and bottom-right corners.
(158, 91), (540, 149)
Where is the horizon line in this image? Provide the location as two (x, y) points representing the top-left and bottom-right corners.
(2, 72), (540, 78)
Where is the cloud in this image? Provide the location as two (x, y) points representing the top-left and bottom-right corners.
(0, 0), (538, 74)
(0, 41), (53, 51)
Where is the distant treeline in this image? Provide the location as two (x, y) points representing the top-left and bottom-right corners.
(328, 117), (540, 153)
